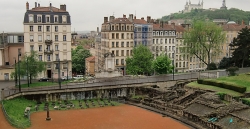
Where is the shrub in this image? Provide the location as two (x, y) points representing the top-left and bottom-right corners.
(197, 79), (203, 84)
(217, 93), (226, 100)
(242, 99), (250, 106)
(226, 67), (239, 76)
(207, 62), (217, 70)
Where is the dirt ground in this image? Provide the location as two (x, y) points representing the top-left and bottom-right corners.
(29, 105), (190, 129)
(0, 105), (15, 129)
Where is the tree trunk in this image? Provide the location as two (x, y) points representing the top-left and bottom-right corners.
(29, 74), (32, 84)
(242, 59), (245, 68)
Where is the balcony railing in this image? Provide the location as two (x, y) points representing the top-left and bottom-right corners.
(44, 49), (53, 54)
(45, 40), (53, 44)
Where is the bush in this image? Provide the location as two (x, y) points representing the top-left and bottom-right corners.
(242, 99), (250, 106)
(217, 93), (226, 100)
(207, 62), (217, 70)
(226, 67), (239, 76)
(197, 79), (203, 84)
(198, 79), (246, 93)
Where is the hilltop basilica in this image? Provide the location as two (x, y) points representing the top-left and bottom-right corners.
(183, 0), (204, 13)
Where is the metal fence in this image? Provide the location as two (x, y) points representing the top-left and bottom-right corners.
(1, 101), (30, 129)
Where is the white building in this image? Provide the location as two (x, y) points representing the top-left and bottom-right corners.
(183, 0), (203, 13)
(23, 2), (72, 79)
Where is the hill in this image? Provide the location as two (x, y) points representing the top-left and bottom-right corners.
(161, 8), (250, 23)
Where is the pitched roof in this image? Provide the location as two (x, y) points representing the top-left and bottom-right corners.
(153, 24), (175, 30)
(107, 18), (132, 24)
(133, 19), (148, 24)
(85, 56), (95, 62)
(222, 24), (249, 31)
(30, 6), (67, 12)
(175, 25), (185, 32)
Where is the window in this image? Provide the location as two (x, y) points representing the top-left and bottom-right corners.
(172, 39), (174, 43)
(127, 42), (129, 47)
(121, 42), (124, 47)
(169, 46), (171, 51)
(38, 26), (42, 31)
(116, 59), (119, 65)
(121, 59), (124, 65)
(153, 39), (155, 44)
(169, 39), (171, 43)
(121, 33), (124, 39)
(37, 16), (42, 22)
(38, 45), (42, 51)
(29, 15), (34, 22)
(18, 48), (21, 54)
(121, 50), (124, 56)
(30, 45), (34, 51)
(116, 33), (119, 39)
(112, 33), (115, 39)
(55, 26), (58, 32)
(55, 54), (59, 60)
(46, 35), (51, 40)
(46, 26), (50, 32)
(62, 15), (67, 23)
(46, 45), (51, 51)
(38, 35), (42, 42)
(54, 16), (58, 22)
(112, 42), (114, 48)
(47, 55), (51, 61)
(46, 16), (50, 22)
(30, 26), (33, 31)
(116, 42), (119, 47)
(127, 50), (129, 56)
(55, 45), (59, 51)
(39, 55), (42, 61)
(55, 35), (58, 41)
(63, 35), (66, 41)
(116, 50), (119, 56)
(30, 35), (34, 42)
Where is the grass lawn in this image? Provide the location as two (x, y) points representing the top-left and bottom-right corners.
(186, 82), (243, 97)
(2, 97), (120, 129)
(20, 81), (69, 88)
(207, 74), (250, 92)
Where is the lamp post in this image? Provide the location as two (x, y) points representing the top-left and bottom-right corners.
(57, 58), (61, 89)
(66, 61), (68, 80)
(26, 58), (29, 87)
(14, 58), (17, 87)
(18, 53), (21, 92)
(173, 50), (175, 80)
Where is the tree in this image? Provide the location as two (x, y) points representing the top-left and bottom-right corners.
(152, 54), (173, 74)
(11, 51), (46, 84)
(126, 45), (153, 75)
(183, 20), (226, 66)
(218, 57), (233, 69)
(230, 27), (250, 68)
(72, 46), (91, 74)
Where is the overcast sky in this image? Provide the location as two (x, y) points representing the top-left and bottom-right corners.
(0, 0), (249, 32)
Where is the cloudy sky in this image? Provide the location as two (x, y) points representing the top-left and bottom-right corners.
(0, 0), (248, 32)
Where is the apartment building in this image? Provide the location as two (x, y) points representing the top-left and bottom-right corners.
(23, 2), (72, 79)
(99, 15), (134, 73)
(95, 27), (102, 71)
(0, 32), (24, 80)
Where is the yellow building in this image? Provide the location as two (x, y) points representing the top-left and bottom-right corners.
(85, 56), (95, 76)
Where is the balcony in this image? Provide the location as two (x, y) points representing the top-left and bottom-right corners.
(44, 49), (53, 54)
(45, 40), (53, 44)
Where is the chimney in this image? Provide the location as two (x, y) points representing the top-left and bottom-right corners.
(50, 3), (52, 11)
(60, 4), (67, 11)
(156, 19), (160, 24)
(141, 17), (144, 20)
(26, 2), (29, 10)
(123, 14), (126, 18)
(38, 3), (40, 7)
(160, 21), (164, 28)
(128, 14), (133, 22)
(97, 27), (99, 33)
(147, 16), (151, 23)
(109, 16), (115, 21)
(134, 16), (136, 19)
(171, 22), (176, 29)
(35, 2), (37, 8)
(104, 17), (108, 23)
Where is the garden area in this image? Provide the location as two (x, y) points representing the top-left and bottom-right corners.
(2, 97), (120, 129)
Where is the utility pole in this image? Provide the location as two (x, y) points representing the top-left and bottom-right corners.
(18, 53), (21, 92)
(58, 59), (61, 89)
(26, 57), (29, 87)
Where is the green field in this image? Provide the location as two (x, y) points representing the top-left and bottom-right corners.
(2, 97), (120, 128)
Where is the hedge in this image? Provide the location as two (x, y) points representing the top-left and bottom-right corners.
(242, 99), (250, 106)
(197, 79), (246, 93)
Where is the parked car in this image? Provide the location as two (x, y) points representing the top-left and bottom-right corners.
(38, 77), (49, 82)
(73, 75), (84, 80)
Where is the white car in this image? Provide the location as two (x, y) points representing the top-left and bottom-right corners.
(73, 75), (84, 80)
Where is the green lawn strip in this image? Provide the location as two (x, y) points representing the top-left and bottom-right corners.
(187, 82), (243, 97)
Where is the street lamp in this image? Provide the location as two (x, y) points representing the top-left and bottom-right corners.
(14, 57), (17, 87)
(66, 61), (69, 80)
(26, 58), (29, 87)
(18, 53), (21, 92)
(173, 50), (175, 80)
(57, 58), (61, 89)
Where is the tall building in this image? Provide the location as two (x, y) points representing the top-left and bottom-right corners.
(99, 15), (134, 73)
(23, 2), (72, 79)
(183, 0), (203, 13)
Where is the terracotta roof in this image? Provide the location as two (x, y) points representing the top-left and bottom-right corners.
(175, 25), (185, 32)
(85, 56), (95, 62)
(222, 24), (249, 31)
(153, 24), (175, 30)
(133, 19), (148, 24)
(30, 7), (67, 12)
(103, 18), (132, 24)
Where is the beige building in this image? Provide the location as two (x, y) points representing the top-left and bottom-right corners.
(23, 2), (72, 79)
(98, 15), (134, 73)
(85, 56), (95, 76)
(0, 32), (24, 80)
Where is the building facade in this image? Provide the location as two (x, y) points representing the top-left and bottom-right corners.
(85, 56), (95, 76)
(183, 0), (203, 13)
(99, 15), (134, 74)
(23, 2), (72, 79)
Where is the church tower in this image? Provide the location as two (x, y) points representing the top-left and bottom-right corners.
(220, 0), (227, 10)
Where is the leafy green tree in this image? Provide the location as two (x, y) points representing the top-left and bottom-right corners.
(183, 20), (226, 66)
(126, 45), (153, 75)
(72, 46), (91, 74)
(218, 57), (233, 69)
(11, 51), (46, 84)
(230, 27), (250, 68)
(152, 54), (173, 74)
